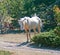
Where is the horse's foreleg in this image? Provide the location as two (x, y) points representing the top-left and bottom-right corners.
(25, 29), (29, 42)
(29, 30), (31, 42)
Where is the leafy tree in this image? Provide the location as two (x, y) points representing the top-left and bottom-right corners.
(53, 5), (60, 36)
(0, 0), (58, 30)
(0, 0), (8, 33)
(53, 5), (60, 24)
(2, 0), (56, 18)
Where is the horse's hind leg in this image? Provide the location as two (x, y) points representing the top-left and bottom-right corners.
(38, 25), (41, 33)
(33, 27), (37, 35)
(38, 21), (41, 33)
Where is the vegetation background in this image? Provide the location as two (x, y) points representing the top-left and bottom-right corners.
(0, 0), (60, 30)
(0, 0), (60, 47)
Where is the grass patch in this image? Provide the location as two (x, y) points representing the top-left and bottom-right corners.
(0, 51), (10, 55)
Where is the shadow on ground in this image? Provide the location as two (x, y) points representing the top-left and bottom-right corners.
(15, 41), (60, 51)
(27, 43), (60, 51)
(16, 42), (29, 47)
(0, 30), (25, 34)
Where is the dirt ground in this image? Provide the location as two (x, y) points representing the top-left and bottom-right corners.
(0, 33), (60, 55)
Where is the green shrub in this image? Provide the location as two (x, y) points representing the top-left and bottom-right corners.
(54, 26), (60, 36)
(31, 31), (60, 48)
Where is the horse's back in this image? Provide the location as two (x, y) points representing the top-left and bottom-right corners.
(25, 18), (39, 29)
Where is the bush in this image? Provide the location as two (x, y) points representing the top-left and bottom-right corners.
(31, 31), (60, 48)
(54, 26), (60, 36)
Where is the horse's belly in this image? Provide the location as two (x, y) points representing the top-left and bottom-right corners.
(29, 22), (38, 29)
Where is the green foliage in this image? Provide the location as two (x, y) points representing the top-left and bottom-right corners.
(53, 5), (60, 24)
(54, 26), (60, 36)
(31, 31), (60, 47)
(0, 0), (7, 20)
(11, 20), (20, 28)
(43, 10), (57, 31)
(0, 0), (59, 30)
(5, 0), (24, 18)
(0, 51), (10, 55)
(0, 0), (56, 18)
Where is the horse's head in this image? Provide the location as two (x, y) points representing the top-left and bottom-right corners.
(18, 17), (27, 30)
(18, 19), (24, 30)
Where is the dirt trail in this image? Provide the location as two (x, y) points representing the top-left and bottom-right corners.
(0, 33), (60, 55)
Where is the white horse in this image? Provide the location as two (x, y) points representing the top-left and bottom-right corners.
(18, 15), (42, 42)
